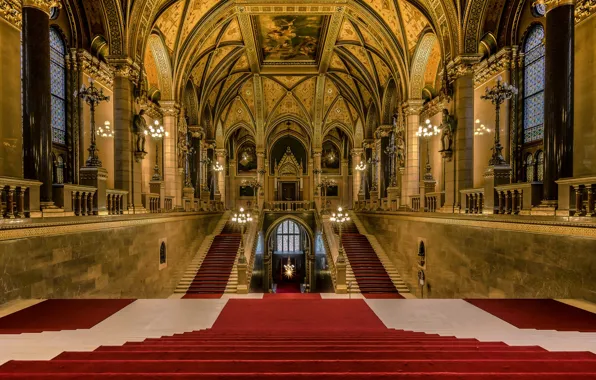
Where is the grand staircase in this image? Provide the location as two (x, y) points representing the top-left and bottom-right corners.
(175, 215), (242, 296)
(338, 218), (409, 296)
(2, 327), (595, 377)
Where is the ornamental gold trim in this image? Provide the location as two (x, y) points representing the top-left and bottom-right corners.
(22, 0), (60, 16)
(0, 0), (21, 29)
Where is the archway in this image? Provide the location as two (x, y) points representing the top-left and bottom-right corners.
(261, 216), (317, 293)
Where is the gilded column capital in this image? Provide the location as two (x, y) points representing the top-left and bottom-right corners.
(0, 1), (22, 29)
(160, 101), (180, 117)
(474, 47), (512, 86)
(534, 0), (575, 13)
(76, 49), (114, 87)
(215, 149), (227, 158)
(402, 99), (425, 116)
(447, 54), (483, 81)
(107, 56), (140, 83)
(23, 0), (60, 16)
(351, 148), (364, 157)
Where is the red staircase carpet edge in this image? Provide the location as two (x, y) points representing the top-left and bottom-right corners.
(0, 299), (135, 334)
(465, 299), (596, 332)
(262, 294), (321, 299)
(363, 293), (404, 299)
(182, 294), (222, 299)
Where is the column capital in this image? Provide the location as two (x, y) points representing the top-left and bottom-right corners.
(23, 0), (60, 16)
(538, 0), (575, 13)
(160, 101), (181, 117)
(402, 99), (425, 116)
(447, 54), (483, 81)
(215, 148), (227, 158)
(0, 1), (22, 29)
(107, 56), (141, 83)
(350, 148), (364, 157)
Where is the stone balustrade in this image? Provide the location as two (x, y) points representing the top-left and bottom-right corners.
(53, 184), (97, 216)
(557, 176), (596, 217)
(143, 193), (161, 213)
(164, 196), (174, 211)
(265, 200), (312, 212)
(460, 188), (484, 214)
(410, 195), (421, 212)
(0, 177), (42, 219)
(494, 182), (543, 215)
(425, 192), (444, 213)
(106, 189), (127, 215)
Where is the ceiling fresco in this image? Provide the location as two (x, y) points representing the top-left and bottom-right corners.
(254, 15), (327, 64)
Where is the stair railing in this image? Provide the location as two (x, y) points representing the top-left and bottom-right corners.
(245, 210), (265, 287)
(315, 204), (338, 291)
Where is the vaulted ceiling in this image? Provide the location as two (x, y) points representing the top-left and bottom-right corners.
(140, 0), (451, 145)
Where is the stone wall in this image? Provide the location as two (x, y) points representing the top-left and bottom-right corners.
(357, 212), (596, 302)
(0, 213), (222, 305)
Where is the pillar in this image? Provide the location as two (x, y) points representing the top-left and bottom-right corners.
(543, 0), (575, 204)
(161, 102), (181, 207)
(22, 0), (54, 205)
(256, 150), (265, 208)
(454, 65), (475, 201)
(351, 148), (363, 208)
(216, 148), (227, 203)
(403, 100), (424, 210)
(313, 151), (322, 209)
(110, 59), (142, 211)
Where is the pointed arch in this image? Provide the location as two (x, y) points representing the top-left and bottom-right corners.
(147, 33), (174, 100)
(410, 33), (438, 100)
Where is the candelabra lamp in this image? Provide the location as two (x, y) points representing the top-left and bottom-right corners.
(146, 120), (169, 181)
(241, 178), (262, 212)
(231, 207), (253, 264)
(385, 130), (398, 188)
(318, 177), (337, 214)
(76, 79), (110, 168)
(330, 206), (350, 263)
(481, 76), (517, 166)
(367, 152), (379, 192)
(416, 120), (441, 182)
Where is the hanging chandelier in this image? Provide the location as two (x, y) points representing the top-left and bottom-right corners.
(284, 258), (295, 279)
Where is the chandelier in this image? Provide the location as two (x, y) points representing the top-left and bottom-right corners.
(97, 121), (114, 138)
(474, 119), (491, 136)
(284, 258), (295, 279)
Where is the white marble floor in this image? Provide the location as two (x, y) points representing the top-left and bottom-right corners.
(0, 297), (595, 366)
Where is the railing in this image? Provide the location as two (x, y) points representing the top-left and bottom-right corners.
(494, 182), (543, 215)
(164, 196), (174, 212)
(1, 177), (42, 219)
(53, 184), (97, 216)
(106, 189), (127, 215)
(265, 200), (311, 212)
(557, 176), (596, 216)
(143, 193), (161, 213)
(410, 195), (421, 212)
(460, 188), (484, 214)
(425, 191), (445, 213)
(245, 210), (265, 285)
(314, 206), (337, 290)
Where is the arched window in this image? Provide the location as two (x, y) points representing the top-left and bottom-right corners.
(523, 25), (545, 144)
(536, 151), (544, 182)
(276, 220), (301, 253)
(526, 154), (535, 182)
(50, 28), (66, 145)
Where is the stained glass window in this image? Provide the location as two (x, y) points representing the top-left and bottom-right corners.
(275, 220), (301, 253)
(50, 28), (66, 145)
(523, 25), (545, 144)
(536, 151), (544, 182)
(526, 154), (535, 182)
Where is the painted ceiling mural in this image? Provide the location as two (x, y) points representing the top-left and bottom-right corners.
(141, 0), (453, 144)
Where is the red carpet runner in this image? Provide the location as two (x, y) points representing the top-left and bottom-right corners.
(466, 299), (596, 332)
(339, 222), (401, 297)
(183, 223), (241, 297)
(1, 299), (596, 378)
(0, 299), (135, 334)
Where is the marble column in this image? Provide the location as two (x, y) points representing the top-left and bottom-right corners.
(215, 149), (227, 203)
(22, 0), (55, 205)
(351, 148), (363, 208)
(256, 150), (265, 208)
(454, 69), (475, 200)
(313, 151), (322, 209)
(110, 58), (142, 212)
(403, 100), (424, 210)
(543, 0), (575, 203)
(161, 102), (181, 207)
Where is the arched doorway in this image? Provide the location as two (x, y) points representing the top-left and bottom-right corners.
(263, 217), (315, 293)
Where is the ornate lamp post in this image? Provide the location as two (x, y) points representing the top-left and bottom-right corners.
(481, 76), (518, 166)
(355, 160), (367, 197)
(231, 207), (253, 264)
(384, 130), (398, 187)
(416, 120), (441, 181)
(146, 120), (169, 181)
(76, 79), (110, 167)
(367, 148), (379, 192)
(330, 206), (350, 263)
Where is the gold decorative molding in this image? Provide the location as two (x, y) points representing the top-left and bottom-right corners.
(447, 54), (483, 82)
(22, 0), (60, 15)
(0, 0), (21, 29)
(160, 101), (181, 117)
(402, 99), (425, 117)
(141, 101), (163, 120)
(576, 0), (596, 22)
(420, 95), (447, 121)
(474, 47), (512, 88)
(70, 49), (114, 88)
(107, 56), (141, 84)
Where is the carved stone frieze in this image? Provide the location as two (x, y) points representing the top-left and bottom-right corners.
(72, 49), (114, 88)
(402, 100), (425, 117)
(576, 0), (596, 22)
(107, 56), (141, 84)
(474, 47), (512, 87)
(420, 96), (448, 121)
(160, 101), (181, 117)
(22, 0), (60, 15)
(447, 54), (483, 82)
(0, 0), (21, 29)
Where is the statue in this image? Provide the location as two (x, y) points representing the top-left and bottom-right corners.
(439, 108), (456, 154)
(177, 109), (189, 169)
(132, 109), (147, 153)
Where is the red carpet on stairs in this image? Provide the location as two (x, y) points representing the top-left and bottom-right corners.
(0, 299), (135, 334)
(1, 299), (596, 378)
(183, 223), (241, 297)
(465, 299), (596, 332)
(340, 221), (401, 297)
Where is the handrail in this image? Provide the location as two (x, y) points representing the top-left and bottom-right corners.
(265, 200), (312, 211)
(314, 204), (337, 290)
(245, 209), (265, 284)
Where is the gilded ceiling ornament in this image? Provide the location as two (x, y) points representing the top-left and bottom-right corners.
(0, 1), (21, 29)
(575, 0), (596, 22)
(22, 0), (60, 15)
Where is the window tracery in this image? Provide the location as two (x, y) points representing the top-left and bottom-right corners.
(50, 28), (66, 145)
(275, 220), (301, 253)
(523, 25), (545, 144)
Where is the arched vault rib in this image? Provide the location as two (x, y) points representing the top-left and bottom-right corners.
(410, 32), (437, 99)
